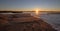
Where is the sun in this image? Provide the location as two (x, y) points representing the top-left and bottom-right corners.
(35, 8), (39, 15)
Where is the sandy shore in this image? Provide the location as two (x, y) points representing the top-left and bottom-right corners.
(0, 14), (57, 31)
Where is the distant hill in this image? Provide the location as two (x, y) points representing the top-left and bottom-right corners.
(0, 10), (60, 13)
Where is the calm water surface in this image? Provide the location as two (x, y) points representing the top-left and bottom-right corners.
(30, 12), (60, 31)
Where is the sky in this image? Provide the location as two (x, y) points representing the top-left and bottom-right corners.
(0, 0), (60, 11)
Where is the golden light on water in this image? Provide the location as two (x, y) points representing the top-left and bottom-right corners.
(33, 8), (40, 18)
(35, 8), (39, 15)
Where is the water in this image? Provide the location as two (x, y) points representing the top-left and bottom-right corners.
(30, 12), (60, 31)
(40, 12), (60, 31)
(0, 12), (60, 31)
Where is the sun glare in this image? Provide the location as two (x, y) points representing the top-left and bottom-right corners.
(35, 8), (39, 15)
